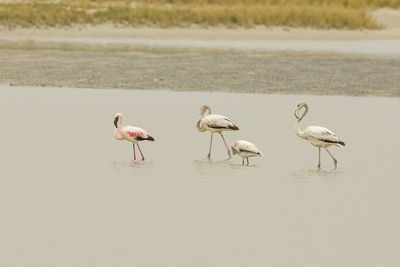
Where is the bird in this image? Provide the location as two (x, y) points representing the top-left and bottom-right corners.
(113, 113), (155, 161)
(231, 140), (263, 166)
(294, 101), (345, 169)
(196, 105), (239, 160)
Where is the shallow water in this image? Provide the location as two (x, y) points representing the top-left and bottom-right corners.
(0, 86), (399, 267)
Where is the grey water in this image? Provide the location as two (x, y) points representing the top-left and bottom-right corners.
(0, 86), (399, 267)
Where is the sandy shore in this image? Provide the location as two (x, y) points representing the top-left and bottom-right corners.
(0, 8), (399, 55)
(1, 7), (400, 41)
(1, 49), (399, 96)
(1, 22), (400, 56)
(1, 24), (400, 41)
(1, 11), (399, 96)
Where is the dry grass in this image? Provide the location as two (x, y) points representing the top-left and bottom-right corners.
(133, 0), (400, 8)
(1, 0), (398, 29)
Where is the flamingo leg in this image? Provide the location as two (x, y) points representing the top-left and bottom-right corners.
(133, 143), (136, 161)
(242, 158), (244, 165)
(324, 147), (338, 169)
(246, 158), (249, 166)
(317, 147), (321, 169)
(219, 132), (232, 159)
(207, 134), (214, 160)
(137, 143), (145, 161)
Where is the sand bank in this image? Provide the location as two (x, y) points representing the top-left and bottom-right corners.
(0, 24), (400, 41)
(1, 49), (399, 96)
(1, 23), (400, 55)
(1, 14), (399, 96)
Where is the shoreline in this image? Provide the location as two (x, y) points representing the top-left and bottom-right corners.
(1, 24), (400, 41)
(1, 49), (399, 97)
(1, 16), (399, 97)
(1, 24), (400, 55)
(2, 84), (399, 99)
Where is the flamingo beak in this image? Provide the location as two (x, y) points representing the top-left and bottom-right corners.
(294, 109), (299, 119)
(113, 117), (118, 128)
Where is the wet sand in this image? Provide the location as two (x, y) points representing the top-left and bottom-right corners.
(2, 36), (400, 55)
(1, 23), (400, 97)
(1, 23), (400, 41)
(1, 86), (399, 267)
(1, 49), (400, 96)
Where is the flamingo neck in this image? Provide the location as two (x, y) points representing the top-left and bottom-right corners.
(295, 119), (305, 138)
(113, 128), (123, 140)
(197, 106), (211, 132)
(114, 117), (122, 129)
(196, 117), (206, 132)
(113, 114), (124, 140)
(295, 104), (308, 139)
(201, 106), (211, 116)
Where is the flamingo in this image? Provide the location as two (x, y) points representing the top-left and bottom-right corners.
(113, 113), (155, 160)
(196, 105), (239, 160)
(231, 140), (263, 166)
(294, 102), (345, 169)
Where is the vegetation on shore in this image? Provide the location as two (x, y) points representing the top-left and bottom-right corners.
(0, 0), (399, 29)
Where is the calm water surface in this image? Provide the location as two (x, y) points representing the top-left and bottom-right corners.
(0, 86), (399, 267)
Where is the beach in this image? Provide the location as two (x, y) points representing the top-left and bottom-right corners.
(1, 14), (400, 97)
(1, 49), (400, 96)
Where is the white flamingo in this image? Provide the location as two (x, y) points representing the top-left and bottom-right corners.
(231, 140), (263, 166)
(196, 105), (239, 160)
(113, 113), (155, 161)
(294, 102), (345, 169)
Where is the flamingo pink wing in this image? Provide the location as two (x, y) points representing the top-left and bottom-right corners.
(127, 131), (146, 138)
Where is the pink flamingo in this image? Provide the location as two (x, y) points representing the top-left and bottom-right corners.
(113, 113), (155, 160)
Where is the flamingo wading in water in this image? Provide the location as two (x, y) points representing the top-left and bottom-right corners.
(231, 140), (263, 166)
(113, 113), (155, 160)
(196, 105), (239, 160)
(294, 102), (345, 169)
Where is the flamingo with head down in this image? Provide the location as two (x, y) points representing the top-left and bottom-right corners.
(231, 140), (263, 166)
(113, 113), (155, 161)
